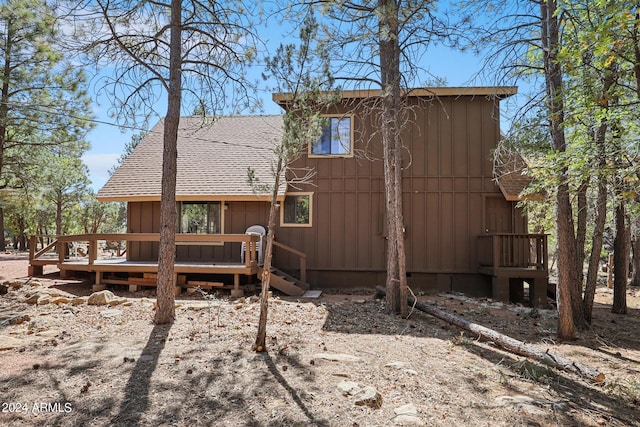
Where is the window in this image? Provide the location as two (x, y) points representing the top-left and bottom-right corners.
(179, 202), (221, 234)
(281, 193), (312, 227)
(310, 115), (353, 156)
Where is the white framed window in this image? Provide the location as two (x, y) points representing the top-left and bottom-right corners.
(309, 114), (353, 157)
(281, 192), (313, 227)
(179, 201), (222, 234)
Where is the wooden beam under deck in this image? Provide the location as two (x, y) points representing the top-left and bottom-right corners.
(58, 259), (258, 296)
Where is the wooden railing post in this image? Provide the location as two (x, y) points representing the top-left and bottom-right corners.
(88, 237), (97, 265)
(29, 236), (36, 262)
(492, 235), (500, 274)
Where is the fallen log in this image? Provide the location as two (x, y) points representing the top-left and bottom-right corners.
(376, 286), (605, 384)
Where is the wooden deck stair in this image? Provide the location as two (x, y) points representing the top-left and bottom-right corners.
(258, 267), (310, 296)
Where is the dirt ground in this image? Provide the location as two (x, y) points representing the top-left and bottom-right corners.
(1, 253), (639, 427)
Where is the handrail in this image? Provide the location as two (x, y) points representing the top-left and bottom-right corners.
(30, 233), (260, 268)
(478, 233), (548, 274)
(272, 240), (307, 283)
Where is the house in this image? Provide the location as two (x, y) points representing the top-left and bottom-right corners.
(28, 87), (548, 306)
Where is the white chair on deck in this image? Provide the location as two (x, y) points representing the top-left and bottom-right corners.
(241, 225), (266, 265)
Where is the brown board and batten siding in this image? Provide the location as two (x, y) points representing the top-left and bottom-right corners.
(127, 200), (271, 262)
(274, 88), (520, 292)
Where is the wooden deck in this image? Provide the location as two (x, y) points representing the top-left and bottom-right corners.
(29, 233), (264, 296)
(477, 233), (549, 307)
(28, 233), (309, 296)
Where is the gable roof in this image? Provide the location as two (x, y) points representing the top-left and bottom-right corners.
(97, 115), (284, 202)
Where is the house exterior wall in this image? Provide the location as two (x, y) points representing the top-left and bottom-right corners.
(274, 94), (527, 291)
(127, 200), (271, 262)
(124, 94), (527, 294)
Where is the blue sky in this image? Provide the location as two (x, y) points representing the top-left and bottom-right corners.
(81, 43), (497, 193)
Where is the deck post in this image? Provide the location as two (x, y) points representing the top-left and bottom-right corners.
(492, 276), (509, 303)
(28, 265), (43, 277)
(92, 272), (107, 292)
(173, 273), (181, 296)
(230, 273), (243, 297)
(529, 277), (548, 308)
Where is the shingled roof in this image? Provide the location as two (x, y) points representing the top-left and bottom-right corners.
(493, 146), (534, 201)
(97, 115), (284, 202)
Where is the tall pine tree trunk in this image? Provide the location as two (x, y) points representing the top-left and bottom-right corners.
(631, 213), (640, 287)
(612, 202), (628, 314)
(583, 148), (608, 323)
(583, 65), (616, 323)
(379, 0), (408, 316)
(541, 0), (582, 339)
(154, 0), (182, 325)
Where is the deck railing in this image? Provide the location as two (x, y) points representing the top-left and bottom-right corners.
(272, 239), (307, 283)
(477, 233), (548, 275)
(29, 233), (261, 268)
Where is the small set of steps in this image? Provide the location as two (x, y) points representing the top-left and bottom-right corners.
(257, 267), (315, 297)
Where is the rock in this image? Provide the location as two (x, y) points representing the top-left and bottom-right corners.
(108, 298), (128, 307)
(88, 290), (117, 306)
(353, 386), (382, 409)
(71, 298), (86, 306)
(313, 353), (363, 362)
(394, 404), (418, 416)
(0, 284), (7, 295)
(392, 404), (425, 426)
(37, 296), (51, 305)
(51, 297), (71, 305)
(337, 381), (361, 396)
(100, 309), (122, 319)
(25, 293), (46, 304)
(0, 335), (23, 351)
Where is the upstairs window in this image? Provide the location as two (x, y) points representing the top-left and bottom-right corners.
(310, 115), (353, 157)
(281, 193), (312, 227)
(179, 202), (221, 234)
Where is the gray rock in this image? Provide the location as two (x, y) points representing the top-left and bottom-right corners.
(100, 309), (123, 318)
(88, 290), (117, 305)
(394, 403), (418, 416)
(353, 386), (382, 409)
(392, 404), (425, 426)
(337, 381), (361, 396)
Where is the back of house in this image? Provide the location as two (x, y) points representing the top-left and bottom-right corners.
(95, 87), (547, 304)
